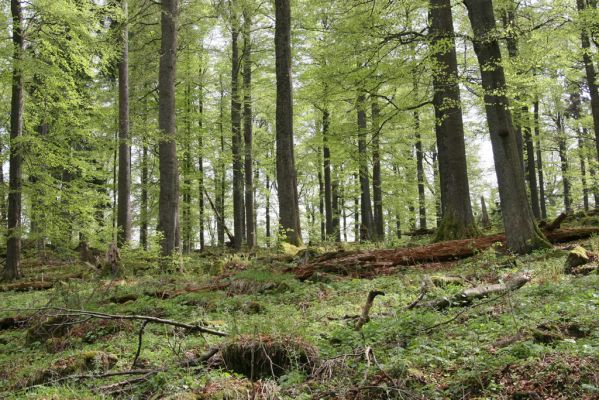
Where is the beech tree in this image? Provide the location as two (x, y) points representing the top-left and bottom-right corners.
(464, 0), (549, 253)
(274, 0), (302, 246)
(157, 0), (180, 257)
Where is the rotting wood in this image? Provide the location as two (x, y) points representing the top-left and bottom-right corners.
(290, 227), (599, 280)
(417, 272), (530, 310)
(355, 290), (385, 331)
(543, 212), (568, 231)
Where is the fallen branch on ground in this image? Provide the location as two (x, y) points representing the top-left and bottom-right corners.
(21, 307), (228, 337)
(417, 272), (531, 311)
(355, 291), (385, 331)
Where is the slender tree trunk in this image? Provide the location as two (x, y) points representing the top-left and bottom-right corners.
(216, 76), (225, 247)
(157, 0), (179, 257)
(480, 196), (491, 228)
(322, 108), (334, 238)
(523, 106), (540, 219)
(568, 91), (589, 211)
(275, 0), (302, 245)
(534, 100), (547, 219)
(356, 92), (375, 241)
(556, 113), (572, 212)
(265, 171), (271, 246)
(4, 0), (24, 281)
(585, 128), (599, 207)
(393, 164), (402, 239)
(231, 3), (244, 250)
(371, 96), (384, 240)
(331, 166), (341, 242)
(414, 113), (427, 230)
(140, 144), (149, 251)
(430, 0), (478, 241)
(182, 81), (192, 254)
(117, 0), (131, 247)
(432, 149), (441, 226)
(577, 0), (599, 162)
(317, 147), (325, 241)
(341, 183), (347, 242)
(198, 74), (205, 251)
(464, 0), (549, 253)
(242, 9), (255, 248)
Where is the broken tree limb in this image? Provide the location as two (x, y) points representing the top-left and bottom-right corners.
(355, 291), (385, 331)
(290, 227), (599, 280)
(544, 212), (568, 232)
(203, 188), (234, 243)
(417, 272), (531, 310)
(28, 307), (228, 337)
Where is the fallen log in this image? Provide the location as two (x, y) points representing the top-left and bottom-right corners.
(417, 273), (531, 310)
(544, 212), (568, 232)
(291, 227), (599, 280)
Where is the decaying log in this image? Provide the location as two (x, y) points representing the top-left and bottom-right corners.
(291, 227), (599, 280)
(417, 273), (531, 310)
(355, 291), (385, 331)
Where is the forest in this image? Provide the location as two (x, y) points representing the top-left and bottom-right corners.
(1, 0), (599, 398)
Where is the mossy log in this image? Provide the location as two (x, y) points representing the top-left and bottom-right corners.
(417, 273), (530, 310)
(291, 227), (599, 280)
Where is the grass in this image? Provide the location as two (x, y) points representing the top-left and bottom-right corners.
(1, 236), (599, 399)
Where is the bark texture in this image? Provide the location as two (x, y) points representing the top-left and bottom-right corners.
(5, 0), (25, 281)
(275, 0), (302, 245)
(357, 92), (375, 241)
(464, 0), (549, 254)
(243, 9), (255, 248)
(429, 0), (478, 241)
(231, 4), (244, 250)
(116, 0), (131, 247)
(157, 0), (180, 257)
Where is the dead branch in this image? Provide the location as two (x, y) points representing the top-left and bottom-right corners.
(355, 291), (385, 331)
(27, 307), (228, 337)
(544, 212), (568, 231)
(417, 272), (531, 311)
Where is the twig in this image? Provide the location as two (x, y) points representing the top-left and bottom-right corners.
(131, 320), (149, 368)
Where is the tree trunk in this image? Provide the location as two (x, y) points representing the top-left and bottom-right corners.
(140, 144), (149, 251)
(432, 150), (441, 226)
(429, 0), (478, 241)
(480, 196), (491, 229)
(356, 92), (375, 241)
(523, 106), (540, 219)
(4, 0), (24, 281)
(198, 74), (205, 251)
(182, 81), (193, 254)
(464, 0), (549, 254)
(216, 76), (226, 247)
(275, 0), (302, 245)
(414, 113), (427, 231)
(265, 171), (271, 247)
(568, 91), (589, 211)
(317, 147), (325, 241)
(322, 109), (334, 238)
(116, 0), (131, 247)
(157, 0), (179, 257)
(371, 96), (384, 240)
(332, 166), (341, 242)
(577, 0), (599, 162)
(231, 4), (244, 251)
(556, 112), (572, 212)
(533, 100), (547, 219)
(242, 9), (255, 248)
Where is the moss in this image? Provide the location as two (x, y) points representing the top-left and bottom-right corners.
(434, 213), (480, 242)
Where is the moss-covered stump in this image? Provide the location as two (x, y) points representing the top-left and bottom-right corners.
(221, 335), (318, 379)
(226, 279), (289, 296)
(565, 246), (590, 274)
(26, 351), (118, 387)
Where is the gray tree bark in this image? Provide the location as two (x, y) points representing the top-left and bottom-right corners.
(242, 8), (255, 248)
(4, 0), (24, 281)
(429, 0), (477, 241)
(117, 0), (131, 247)
(275, 0), (302, 245)
(464, 0), (549, 254)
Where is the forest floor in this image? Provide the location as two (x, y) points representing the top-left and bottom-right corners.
(2, 223), (599, 399)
